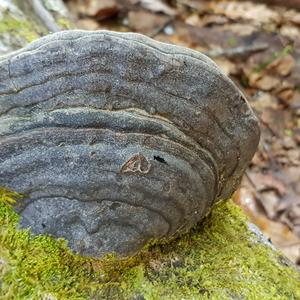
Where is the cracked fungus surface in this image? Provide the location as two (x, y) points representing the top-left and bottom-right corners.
(0, 188), (300, 300)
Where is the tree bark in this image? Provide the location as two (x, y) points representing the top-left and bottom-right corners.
(0, 0), (74, 55)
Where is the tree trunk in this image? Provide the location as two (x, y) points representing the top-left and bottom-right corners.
(0, 0), (74, 55)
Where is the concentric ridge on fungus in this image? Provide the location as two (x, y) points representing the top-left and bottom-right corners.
(0, 30), (260, 258)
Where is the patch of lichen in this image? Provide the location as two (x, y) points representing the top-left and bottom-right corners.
(0, 14), (41, 45)
(56, 17), (75, 30)
(0, 191), (300, 300)
(0, 9), (74, 48)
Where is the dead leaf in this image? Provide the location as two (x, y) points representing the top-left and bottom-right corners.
(234, 186), (262, 217)
(244, 0), (300, 10)
(175, 0), (211, 14)
(283, 10), (300, 25)
(248, 172), (287, 196)
(249, 73), (280, 91)
(71, 0), (119, 19)
(251, 92), (277, 110)
(213, 57), (238, 76)
(267, 54), (296, 76)
(223, 23), (257, 36)
(290, 92), (300, 109)
(210, 1), (280, 25)
(128, 10), (171, 36)
(282, 204), (300, 236)
(282, 136), (297, 150)
(280, 25), (300, 39)
(278, 90), (295, 104)
(258, 190), (281, 219)
(137, 0), (176, 16)
(76, 18), (100, 30)
(258, 217), (300, 263)
(185, 13), (201, 26)
(287, 149), (300, 165)
(201, 14), (229, 26)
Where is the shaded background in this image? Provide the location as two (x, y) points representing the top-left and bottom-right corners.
(62, 0), (300, 266)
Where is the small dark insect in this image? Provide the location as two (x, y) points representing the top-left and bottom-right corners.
(153, 156), (167, 164)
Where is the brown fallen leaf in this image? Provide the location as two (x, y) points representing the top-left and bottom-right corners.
(210, 1), (280, 25)
(223, 23), (257, 36)
(213, 57), (238, 76)
(137, 0), (176, 16)
(76, 18), (100, 30)
(71, 0), (120, 19)
(235, 183), (300, 264)
(267, 54), (296, 76)
(280, 25), (300, 39)
(234, 186), (263, 217)
(248, 73), (281, 91)
(201, 14), (229, 26)
(251, 92), (277, 111)
(282, 204), (300, 235)
(283, 9), (300, 25)
(282, 136), (297, 150)
(258, 217), (300, 263)
(184, 13), (202, 26)
(184, 13), (229, 27)
(259, 190), (281, 219)
(248, 172), (287, 196)
(175, 0), (211, 14)
(128, 10), (171, 36)
(240, 0), (300, 10)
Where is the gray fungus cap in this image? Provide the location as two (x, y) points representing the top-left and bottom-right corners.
(0, 30), (260, 257)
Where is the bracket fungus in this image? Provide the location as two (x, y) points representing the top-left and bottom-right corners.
(0, 30), (260, 258)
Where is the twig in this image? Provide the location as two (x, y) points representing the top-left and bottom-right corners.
(258, 114), (279, 137)
(204, 44), (268, 58)
(31, 0), (60, 33)
(245, 170), (257, 190)
(149, 18), (174, 38)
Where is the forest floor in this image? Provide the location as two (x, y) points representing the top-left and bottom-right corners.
(64, 0), (300, 265)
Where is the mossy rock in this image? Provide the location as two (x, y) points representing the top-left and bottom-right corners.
(0, 189), (299, 300)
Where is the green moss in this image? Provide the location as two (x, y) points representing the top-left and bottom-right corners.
(56, 18), (75, 30)
(0, 191), (300, 300)
(0, 15), (41, 43)
(0, 188), (23, 206)
(227, 37), (237, 47)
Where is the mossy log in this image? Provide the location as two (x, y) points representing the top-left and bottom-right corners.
(0, 191), (300, 299)
(0, 2), (299, 299)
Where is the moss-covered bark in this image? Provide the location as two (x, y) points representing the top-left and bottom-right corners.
(0, 0), (74, 55)
(0, 190), (299, 300)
